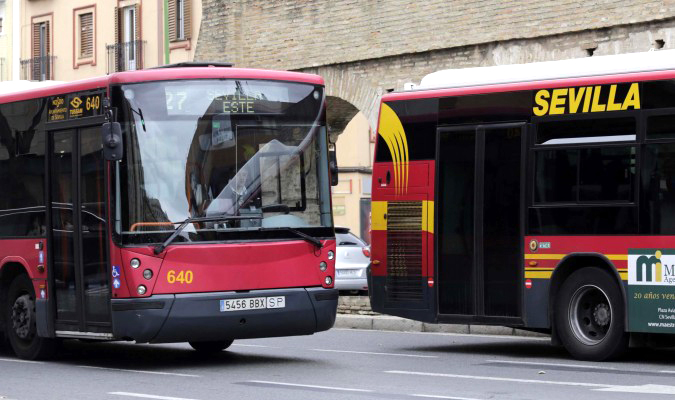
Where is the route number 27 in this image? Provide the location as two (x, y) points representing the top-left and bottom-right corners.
(167, 270), (194, 284)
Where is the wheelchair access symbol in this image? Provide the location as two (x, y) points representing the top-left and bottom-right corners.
(112, 265), (121, 278)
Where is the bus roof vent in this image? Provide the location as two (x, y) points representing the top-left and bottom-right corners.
(151, 62), (234, 69)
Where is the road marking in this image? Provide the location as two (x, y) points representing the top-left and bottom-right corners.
(412, 394), (483, 400)
(311, 348), (438, 358)
(0, 357), (43, 364)
(594, 384), (675, 394)
(485, 359), (617, 370)
(109, 392), (199, 400)
(80, 365), (199, 377)
(247, 380), (373, 393)
(385, 370), (609, 388)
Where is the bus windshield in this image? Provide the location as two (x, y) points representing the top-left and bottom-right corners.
(111, 79), (332, 245)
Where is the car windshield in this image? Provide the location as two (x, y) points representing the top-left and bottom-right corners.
(111, 79), (333, 245)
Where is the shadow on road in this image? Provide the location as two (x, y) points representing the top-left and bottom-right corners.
(403, 338), (675, 364)
(0, 339), (322, 372)
(404, 340), (567, 359)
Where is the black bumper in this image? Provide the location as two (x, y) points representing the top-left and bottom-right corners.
(111, 287), (338, 343)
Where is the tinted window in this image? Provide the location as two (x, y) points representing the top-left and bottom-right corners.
(647, 114), (675, 139)
(528, 206), (637, 235)
(536, 117), (635, 145)
(336, 232), (365, 246)
(534, 149), (578, 203)
(0, 99), (47, 237)
(643, 143), (675, 234)
(579, 147), (635, 202)
(534, 146), (635, 203)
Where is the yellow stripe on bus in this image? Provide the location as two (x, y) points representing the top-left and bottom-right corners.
(371, 201), (387, 231)
(422, 201), (434, 234)
(525, 271), (553, 279)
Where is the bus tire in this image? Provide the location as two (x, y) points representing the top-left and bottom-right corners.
(5, 274), (58, 360)
(189, 339), (234, 353)
(554, 267), (628, 361)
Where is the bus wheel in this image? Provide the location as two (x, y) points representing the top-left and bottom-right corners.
(189, 340), (234, 353)
(5, 274), (57, 360)
(554, 267), (628, 361)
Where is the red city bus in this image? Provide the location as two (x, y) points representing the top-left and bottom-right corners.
(369, 50), (675, 360)
(0, 65), (338, 359)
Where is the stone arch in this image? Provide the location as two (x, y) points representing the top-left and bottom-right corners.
(300, 67), (381, 137)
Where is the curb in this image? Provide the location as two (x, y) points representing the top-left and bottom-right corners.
(334, 314), (549, 338)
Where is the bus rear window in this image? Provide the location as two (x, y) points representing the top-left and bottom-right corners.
(536, 117), (636, 145)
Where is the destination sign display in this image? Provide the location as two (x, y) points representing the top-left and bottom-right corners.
(49, 91), (104, 122)
(533, 82), (640, 117)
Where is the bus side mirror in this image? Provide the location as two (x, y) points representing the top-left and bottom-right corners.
(102, 122), (123, 161)
(329, 149), (338, 186)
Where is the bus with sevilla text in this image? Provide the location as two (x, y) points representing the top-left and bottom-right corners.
(0, 64), (338, 359)
(369, 50), (675, 360)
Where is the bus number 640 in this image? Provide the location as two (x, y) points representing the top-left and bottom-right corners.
(167, 270), (194, 284)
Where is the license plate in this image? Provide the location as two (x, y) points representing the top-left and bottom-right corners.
(219, 296), (286, 312)
(337, 269), (359, 277)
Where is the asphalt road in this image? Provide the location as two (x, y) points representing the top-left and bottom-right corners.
(3, 329), (675, 399)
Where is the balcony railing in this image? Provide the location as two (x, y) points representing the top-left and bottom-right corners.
(107, 40), (146, 73)
(20, 56), (56, 81)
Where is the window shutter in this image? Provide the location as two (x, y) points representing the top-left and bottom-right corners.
(134, 4), (140, 41)
(114, 7), (120, 44)
(80, 13), (93, 58)
(184, 0), (191, 40)
(32, 23), (40, 59)
(32, 23), (40, 80)
(168, 0), (176, 41)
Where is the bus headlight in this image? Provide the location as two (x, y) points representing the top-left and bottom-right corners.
(319, 261), (327, 271)
(130, 258), (141, 269)
(137, 285), (147, 295)
(325, 276), (333, 285)
(143, 269), (153, 280)
(327, 251), (334, 260)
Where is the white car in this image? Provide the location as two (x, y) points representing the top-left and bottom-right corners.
(334, 227), (370, 293)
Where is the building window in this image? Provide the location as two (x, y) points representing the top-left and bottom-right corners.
(169, 0), (191, 42)
(79, 12), (93, 59)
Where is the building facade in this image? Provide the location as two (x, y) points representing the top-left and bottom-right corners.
(19, 0), (202, 81)
(0, 0), (15, 81)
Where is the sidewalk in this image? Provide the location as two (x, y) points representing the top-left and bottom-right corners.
(335, 296), (548, 338)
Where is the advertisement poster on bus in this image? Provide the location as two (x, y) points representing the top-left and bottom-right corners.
(628, 249), (675, 333)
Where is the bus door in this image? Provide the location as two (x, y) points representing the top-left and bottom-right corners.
(48, 124), (111, 335)
(436, 123), (525, 323)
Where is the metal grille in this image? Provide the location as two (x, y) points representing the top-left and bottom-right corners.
(386, 201), (424, 302)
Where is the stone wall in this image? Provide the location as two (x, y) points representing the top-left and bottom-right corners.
(338, 295), (377, 316)
(197, 0), (675, 71)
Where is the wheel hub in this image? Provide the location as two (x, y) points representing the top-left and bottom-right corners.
(593, 303), (611, 327)
(11, 294), (33, 340)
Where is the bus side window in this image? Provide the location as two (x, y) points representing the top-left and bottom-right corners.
(644, 143), (675, 234)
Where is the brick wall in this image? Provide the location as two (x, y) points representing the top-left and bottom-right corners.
(196, 0), (675, 70)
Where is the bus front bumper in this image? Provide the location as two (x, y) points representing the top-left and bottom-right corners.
(110, 287), (338, 343)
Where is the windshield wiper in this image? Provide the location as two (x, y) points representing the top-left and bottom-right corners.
(154, 215), (263, 255)
(258, 227), (323, 249)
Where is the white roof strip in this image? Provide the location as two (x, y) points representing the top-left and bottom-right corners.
(418, 50), (675, 90)
(0, 80), (64, 95)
